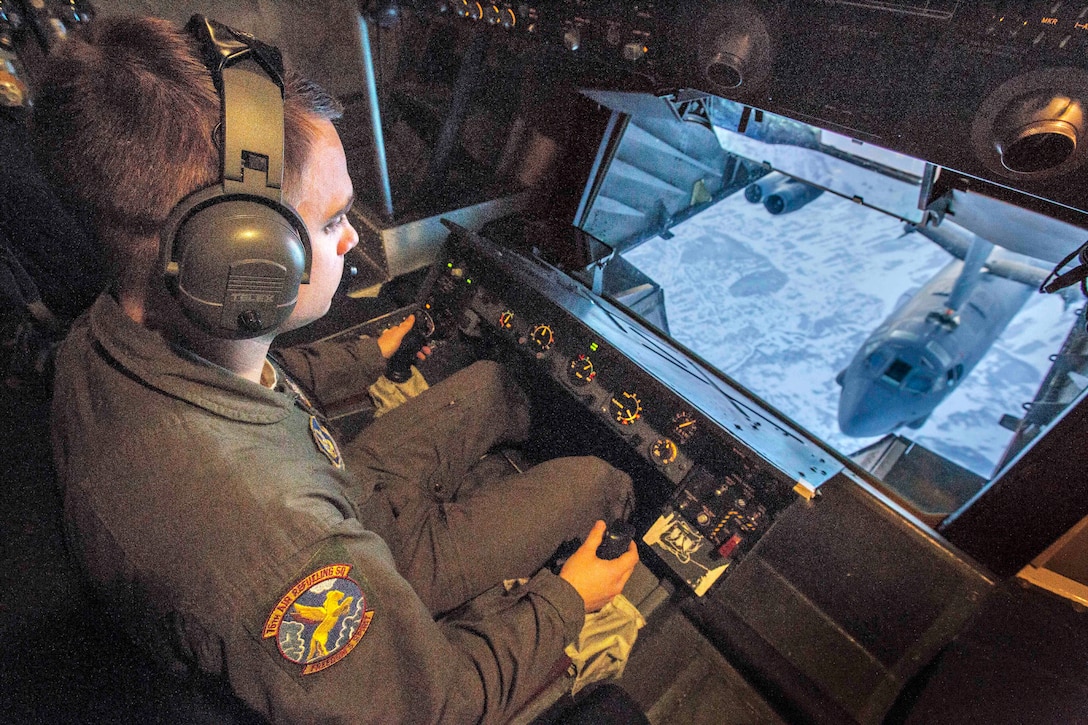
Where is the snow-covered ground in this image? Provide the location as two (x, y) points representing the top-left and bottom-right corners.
(624, 190), (1077, 479)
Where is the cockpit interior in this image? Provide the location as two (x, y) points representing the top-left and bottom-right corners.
(4, 1), (1088, 722)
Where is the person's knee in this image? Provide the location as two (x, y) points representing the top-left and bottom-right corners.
(466, 359), (504, 381)
(463, 360), (527, 405)
(465, 359), (531, 433)
(570, 456), (634, 518)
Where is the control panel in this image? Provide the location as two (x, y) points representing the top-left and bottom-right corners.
(420, 221), (838, 596)
(369, 0), (669, 80)
(0, 0), (94, 53)
(375, 0), (1088, 223)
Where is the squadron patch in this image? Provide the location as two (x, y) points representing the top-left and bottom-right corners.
(263, 564), (373, 675)
(309, 415), (345, 469)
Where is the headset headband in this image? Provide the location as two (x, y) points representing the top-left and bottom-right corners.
(160, 16), (311, 338)
(185, 14), (288, 203)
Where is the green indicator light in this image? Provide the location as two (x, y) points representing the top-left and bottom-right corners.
(590, 342), (599, 352)
(466, 279), (472, 284)
(447, 262), (453, 268)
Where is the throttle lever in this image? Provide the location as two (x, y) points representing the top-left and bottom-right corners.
(596, 519), (636, 560)
(385, 322), (428, 383)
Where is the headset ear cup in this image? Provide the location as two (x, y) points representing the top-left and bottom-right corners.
(161, 188), (311, 338)
(165, 20), (310, 340)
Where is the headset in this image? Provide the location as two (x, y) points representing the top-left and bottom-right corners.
(160, 14), (311, 339)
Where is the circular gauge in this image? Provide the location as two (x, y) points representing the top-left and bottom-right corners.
(498, 310), (515, 330)
(567, 354), (596, 386)
(671, 410), (698, 443)
(610, 391), (642, 426)
(529, 324), (554, 351)
(650, 437), (678, 466)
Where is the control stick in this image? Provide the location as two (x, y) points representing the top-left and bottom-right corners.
(385, 322), (427, 384)
(596, 519), (636, 560)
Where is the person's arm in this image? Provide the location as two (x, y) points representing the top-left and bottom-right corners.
(231, 523), (593, 724)
(275, 316), (423, 405)
(559, 519), (639, 612)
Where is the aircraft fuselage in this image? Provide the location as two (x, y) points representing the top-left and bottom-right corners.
(837, 259), (1033, 438)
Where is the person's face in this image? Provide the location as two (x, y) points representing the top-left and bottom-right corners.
(283, 118), (358, 331)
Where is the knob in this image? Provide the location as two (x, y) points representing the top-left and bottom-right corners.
(694, 2), (771, 94)
(622, 42), (647, 61)
(972, 68), (1088, 181)
(386, 327), (426, 383)
(706, 51), (743, 89)
(563, 25), (581, 51)
(596, 520), (635, 560)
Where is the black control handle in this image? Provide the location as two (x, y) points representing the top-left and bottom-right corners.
(596, 519), (636, 560)
(385, 325), (427, 383)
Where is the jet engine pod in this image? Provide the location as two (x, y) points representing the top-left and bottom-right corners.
(971, 68), (1088, 184)
(763, 179), (824, 216)
(744, 171), (791, 204)
(678, 0), (772, 99)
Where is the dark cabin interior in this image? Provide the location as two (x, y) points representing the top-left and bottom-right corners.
(4, 1), (1088, 723)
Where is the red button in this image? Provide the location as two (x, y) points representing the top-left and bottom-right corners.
(718, 533), (743, 558)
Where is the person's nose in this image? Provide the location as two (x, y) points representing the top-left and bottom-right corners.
(337, 222), (359, 256)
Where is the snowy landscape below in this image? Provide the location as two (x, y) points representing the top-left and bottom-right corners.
(623, 191), (1078, 480)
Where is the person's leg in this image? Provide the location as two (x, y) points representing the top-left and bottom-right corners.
(345, 362), (635, 615)
(345, 359), (530, 501)
(371, 453), (633, 615)
(346, 360), (529, 590)
(445, 456), (634, 611)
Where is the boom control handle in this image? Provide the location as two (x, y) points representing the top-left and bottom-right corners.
(385, 324), (427, 383)
(596, 519), (636, 560)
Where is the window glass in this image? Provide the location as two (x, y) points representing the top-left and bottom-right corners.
(596, 110), (1082, 498)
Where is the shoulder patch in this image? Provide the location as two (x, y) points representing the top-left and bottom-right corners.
(309, 415), (345, 470)
(263, 564), (373, 675)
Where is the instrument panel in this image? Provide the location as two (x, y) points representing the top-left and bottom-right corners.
(378, 0), (1088, 225)
(428, 221), (842, 595)
(477, 287), (705, 485)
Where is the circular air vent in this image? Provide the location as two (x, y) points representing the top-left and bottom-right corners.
(972, 69), (1088, 182)
(997, 118), (1078, 174)
(693, 1), (772, 96)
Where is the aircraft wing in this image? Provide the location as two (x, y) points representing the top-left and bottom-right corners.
(907, 219), (1082, 304)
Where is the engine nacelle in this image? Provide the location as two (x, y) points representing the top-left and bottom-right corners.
(763, 179), (824, 215)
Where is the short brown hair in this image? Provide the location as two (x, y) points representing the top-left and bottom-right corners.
(32, 15), (342, 286)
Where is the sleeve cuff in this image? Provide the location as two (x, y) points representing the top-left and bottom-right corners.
(344, 335), (387, 385)
(526, 570), (586, 643)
